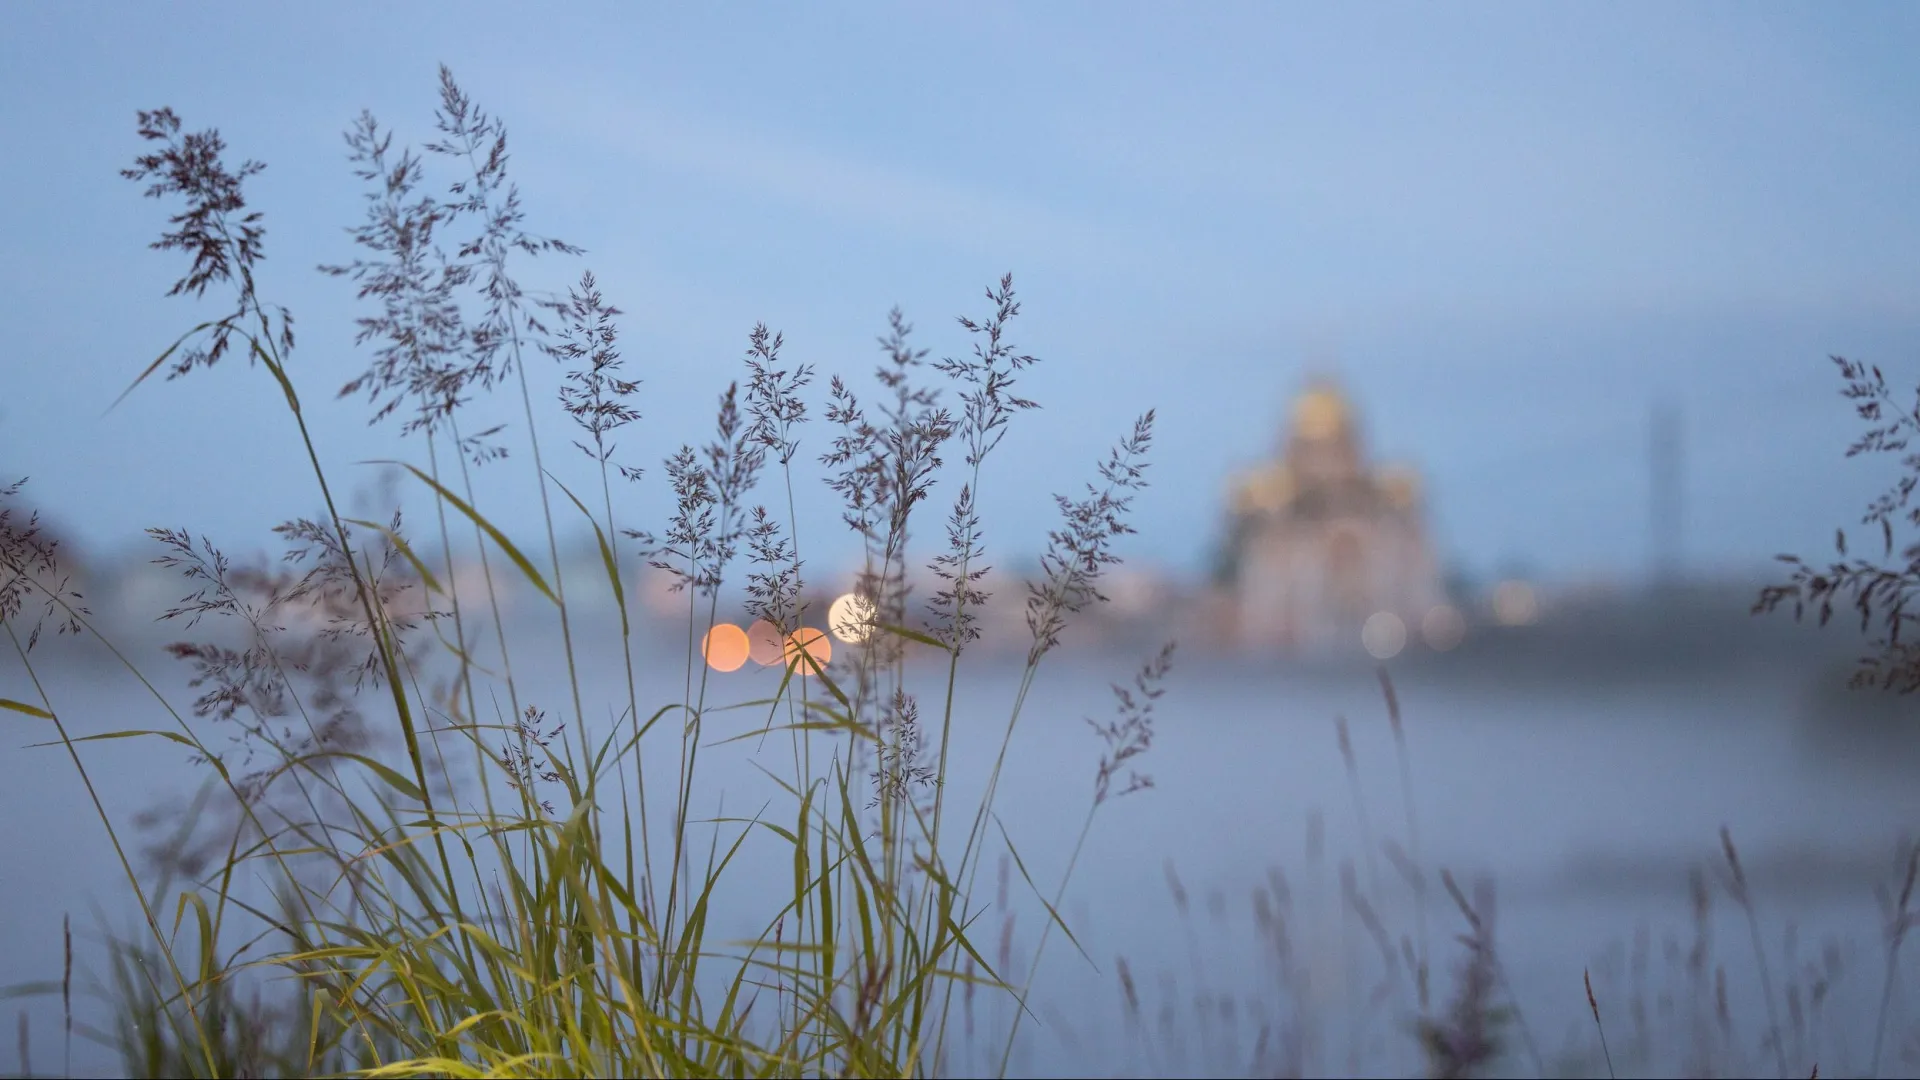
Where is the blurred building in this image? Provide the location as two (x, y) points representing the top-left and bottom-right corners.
(1217, 379), (1445, 654)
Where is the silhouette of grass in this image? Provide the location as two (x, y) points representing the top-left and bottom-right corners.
(0, 69), (1165, 1078)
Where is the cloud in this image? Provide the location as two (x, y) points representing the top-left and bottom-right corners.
(538, 87), (1143, 274)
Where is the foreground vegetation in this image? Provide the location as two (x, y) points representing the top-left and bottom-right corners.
(0, 67), (1176, 1079)
(0, 68), (1915, 1080)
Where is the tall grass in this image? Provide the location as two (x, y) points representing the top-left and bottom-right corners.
(0, 69), (1166, 1078)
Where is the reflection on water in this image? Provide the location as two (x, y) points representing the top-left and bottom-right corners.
(5, 618), (1919, 1077)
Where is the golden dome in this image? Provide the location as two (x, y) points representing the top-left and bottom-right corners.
(1292, 385), (1350, 441)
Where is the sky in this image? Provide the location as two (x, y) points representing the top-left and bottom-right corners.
(7, 2), (1920, 588)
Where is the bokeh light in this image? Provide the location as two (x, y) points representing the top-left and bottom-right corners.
(701, 622), (749, 672)
(785, 627), (832, 673)
(1492, 581), (1538, 626)
(746, 618), (785, 667)
(1422, 604), (1465, 651)
(828, 592), (876, 644)
(1361, 611), (1407, 660)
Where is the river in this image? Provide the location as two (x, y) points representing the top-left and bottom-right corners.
(4, 611), (1917, 1078)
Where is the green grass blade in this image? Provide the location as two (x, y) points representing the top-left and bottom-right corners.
(365, 459), (557, 605)
(25, 728), (198, 750)
(546, 471), (631, 637)
(994, 814), (1092, 966)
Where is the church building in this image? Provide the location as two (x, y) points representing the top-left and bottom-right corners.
(1217, 380), (1445, 654)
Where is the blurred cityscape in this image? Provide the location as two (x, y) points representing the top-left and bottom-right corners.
(5, 377), (1866, 688)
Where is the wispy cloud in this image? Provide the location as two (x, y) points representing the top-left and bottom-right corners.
(535, 84), (1144, 275)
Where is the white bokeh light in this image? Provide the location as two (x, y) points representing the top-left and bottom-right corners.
(1492, 581), (1538, 626)
(1422, 604), (1465, 651)
(1361, 611), (1407, 659)
(828, 592), (876, 643)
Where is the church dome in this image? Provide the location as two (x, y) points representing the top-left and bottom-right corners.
(1290, 383), (1355, 444)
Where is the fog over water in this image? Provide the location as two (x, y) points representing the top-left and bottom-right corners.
(7, 599), (1918, 1077)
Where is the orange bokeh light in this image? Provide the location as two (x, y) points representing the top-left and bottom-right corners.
(746, 619), (785, 667)
(702, 622), (750, 672)
(784, 627), (831, 673)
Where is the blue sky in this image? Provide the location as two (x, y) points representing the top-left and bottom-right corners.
(6, 2), (1920, 586)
